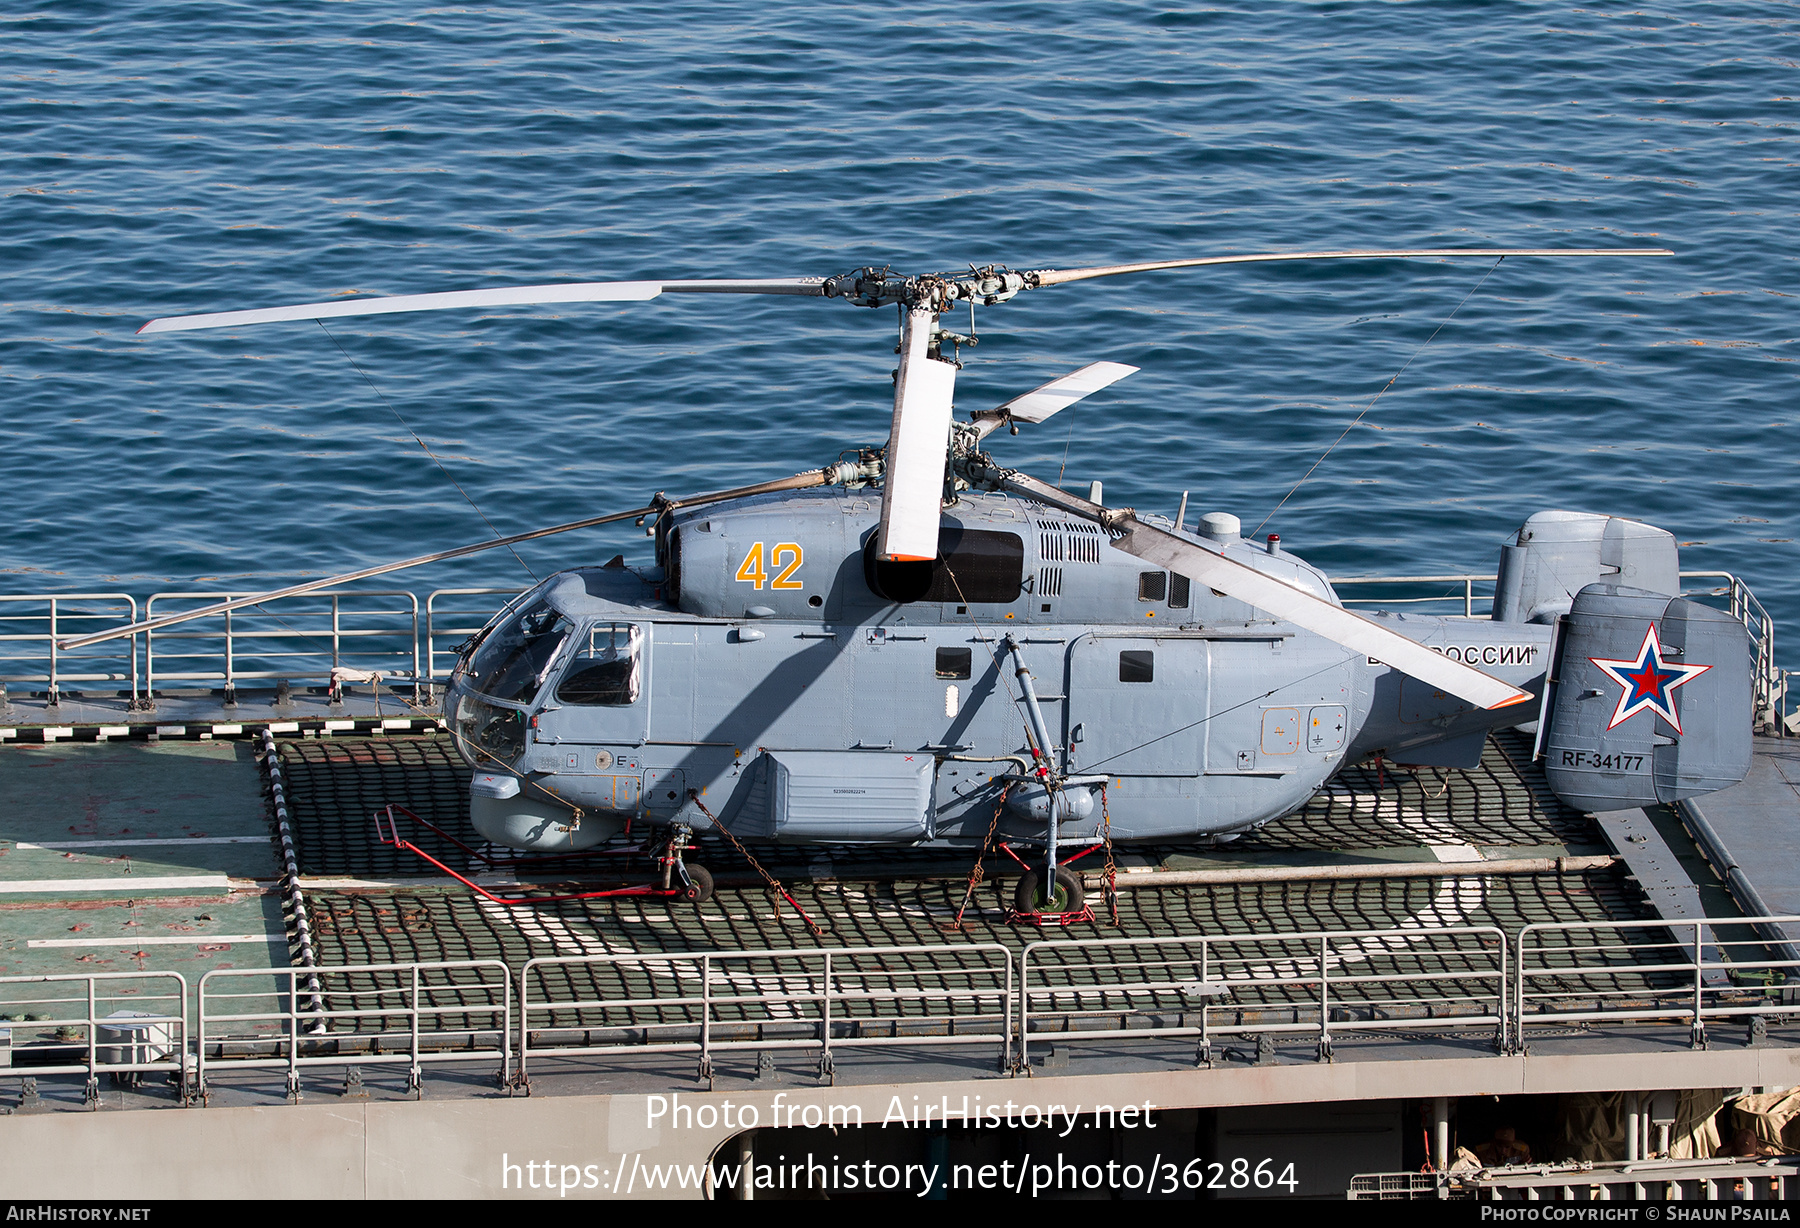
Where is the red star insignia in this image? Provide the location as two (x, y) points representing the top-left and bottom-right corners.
(1588, 624), (1711, 734)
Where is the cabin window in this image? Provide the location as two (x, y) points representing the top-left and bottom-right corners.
(1137, 571), (1167, 602)
(935, 647), (972, 679)
(1119, 650), (1154, 683)
(864, 526), (1024, 605)
(1169, 572), (1191, 609)
(556, 623), (643, 706)
(465, 599), (574, 705)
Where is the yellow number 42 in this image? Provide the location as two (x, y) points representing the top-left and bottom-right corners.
(735, 542), (804, 590)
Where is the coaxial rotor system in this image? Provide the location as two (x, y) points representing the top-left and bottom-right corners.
(92, 243), (1672, 711)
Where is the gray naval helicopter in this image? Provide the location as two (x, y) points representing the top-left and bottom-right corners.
(74, 246), (1753, 919)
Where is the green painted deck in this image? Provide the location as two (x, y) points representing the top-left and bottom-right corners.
(0, 741), (286, 1000)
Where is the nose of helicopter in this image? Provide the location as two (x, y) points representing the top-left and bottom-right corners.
(469, 787), (624, 852)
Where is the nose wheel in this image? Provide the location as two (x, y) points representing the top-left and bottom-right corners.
(677, 862), (714, 904)
(656, 823), (713, 906)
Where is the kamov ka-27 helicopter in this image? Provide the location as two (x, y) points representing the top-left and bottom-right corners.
(70, 246), (1754, 918)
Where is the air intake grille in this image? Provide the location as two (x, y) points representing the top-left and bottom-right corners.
(1036, 519), (1102, 565)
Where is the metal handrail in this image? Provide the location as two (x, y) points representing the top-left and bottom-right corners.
(1516, 915), (1800, 1047)
(144, 590), (421, 696)
(0, 593), (140, 703)
(1020, 926), (1508, 1067)
(1686, 570), (1786, 731)
(424, 588), (523, 684)
(1333, 574), (1498, 619)
(0, 972), (188, 1103)
(518, 943), (1015, 1084)
(197, 961), (511, 1100)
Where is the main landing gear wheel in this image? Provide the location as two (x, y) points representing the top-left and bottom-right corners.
(1014, 867), (1084, 915)
(679, 864), (714, 905)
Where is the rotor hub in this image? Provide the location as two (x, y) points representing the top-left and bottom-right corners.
(821, 265), (1035, 310)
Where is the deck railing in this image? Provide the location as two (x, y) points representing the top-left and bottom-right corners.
(143, 589), (423, 701)
(1516, 915), (1800, 1050)
(0, 593), (141, 704)
(1019, 926), (1509, 1068)
(0, 972), (189, 1104)
(518, 943), (1014, 1084)
(0, 586), (522, 709)
(12, 909), (1800, 1102)
(195, 961), (512, 1102)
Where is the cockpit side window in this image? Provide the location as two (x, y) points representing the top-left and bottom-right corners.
(556, 623), (642, 706)
(465, 599), (574, 705)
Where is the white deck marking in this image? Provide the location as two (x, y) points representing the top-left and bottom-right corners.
(0, 875), (230, 894)
(473, 896), (623, 955)
(29, 934), (282, 948)
(15, 836), (267, 850)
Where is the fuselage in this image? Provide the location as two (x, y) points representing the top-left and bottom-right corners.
(444, 488), (1551, 851)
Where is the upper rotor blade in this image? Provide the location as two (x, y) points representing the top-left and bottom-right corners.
(138, 277), (830, 334)
(1029, 248), (1674, 289)
(983, 360), (1139, 424)
(56, 468), (837, 650)
(991, 469), (1531, 711)
(877, 306), (958, 562)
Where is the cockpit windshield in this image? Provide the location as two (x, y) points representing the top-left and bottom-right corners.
(463, 599), (573, 705)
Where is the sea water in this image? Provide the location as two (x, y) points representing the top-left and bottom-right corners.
(2, 2), (1794, 667)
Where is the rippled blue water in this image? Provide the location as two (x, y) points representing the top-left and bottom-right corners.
(3, 3), (1795, 666)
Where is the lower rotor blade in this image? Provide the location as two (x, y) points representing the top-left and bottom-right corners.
(57, 468), (836, 650)
(981, 360), (1139, 425)
(993, 469), (1531, 711)
(877, 306), (958, 562)
(1029, 248), (1674, 289)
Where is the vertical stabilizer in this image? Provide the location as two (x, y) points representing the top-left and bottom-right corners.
(1542, 584), (1751, 812)
(1493, 511), (1679, 623)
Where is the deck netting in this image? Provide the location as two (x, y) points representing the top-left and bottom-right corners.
(269, 729), (1661, 1029)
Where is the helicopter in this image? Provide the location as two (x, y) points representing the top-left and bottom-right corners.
(63, 246), (1753, 919)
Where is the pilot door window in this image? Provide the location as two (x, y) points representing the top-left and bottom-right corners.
(555, 623), (643, 706)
